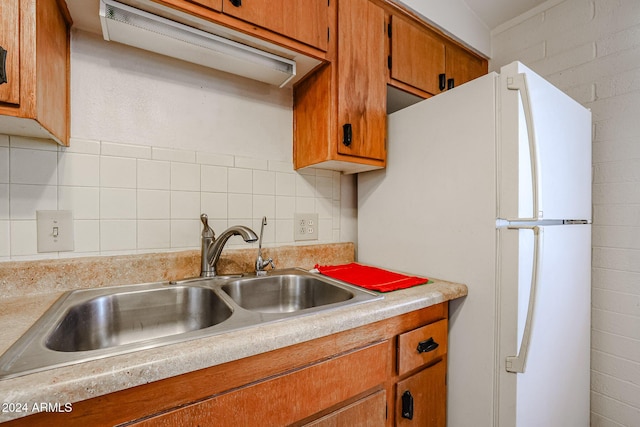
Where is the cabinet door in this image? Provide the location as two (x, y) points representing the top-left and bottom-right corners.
(131, 341), (388, 427)
(445, 42), (486, 89)
(390, 16), (446, 96)
(188, 0), (222, 11)
(0, 0), (20, 105)
(337, 0), (386, 161)
(304, 390), (386, 427)
(396, 359), (447, 427)
(222, 0), (328, 51)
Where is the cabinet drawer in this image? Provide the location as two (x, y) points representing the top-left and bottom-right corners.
(397, 319), (447, 375)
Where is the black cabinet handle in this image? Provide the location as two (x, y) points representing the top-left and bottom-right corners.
(0, 46), (7, 85)
(438, 73), (446, 91)
(401, 390), (414, 419)
(342, 123), (352, 147)
(230, 0), (241, 6)
(448, 78), (455, 90)
(417, 337), (439, 354)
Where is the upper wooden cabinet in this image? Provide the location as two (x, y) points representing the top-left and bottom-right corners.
(389, 15), (445, 96)
(0, 0), (20, 106)
(294, 0), (387, 173)
(188, 0), (222, 11)
(179, 0), (330, 52)
(0, 0), (71, 146)
(221, 0), (329, 52)
(445, 41), (487, 90)
(387, 12), (487, 98)
(294, 0), (487, 173)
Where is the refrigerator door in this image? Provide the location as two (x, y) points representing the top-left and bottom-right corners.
(497, 223), (591, 427)
(358, 73), (500, 427)
(498, 62), (592, 222)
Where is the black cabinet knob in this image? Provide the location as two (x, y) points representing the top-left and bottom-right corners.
(342, 123), (352, 147)
(402, 390), (414, 419)
(0, 46), (7, 85)
(417, 337), (439, 353)
(438, 73), (446, 91)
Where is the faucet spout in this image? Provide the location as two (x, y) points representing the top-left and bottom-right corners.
(200, 218), (258, 277)
(255, 216), (275, 275)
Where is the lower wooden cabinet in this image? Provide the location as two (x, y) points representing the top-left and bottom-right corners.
(4, 303), (449, 427)
(130, 341), (389, 427)
(395, 360), (447, 427)
(304, 390), (387, 427)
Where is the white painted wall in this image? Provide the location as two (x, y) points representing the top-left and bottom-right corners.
(491, 0), (640, 425)
(0, 30), (357, 261)
(395, 0), (491, 56)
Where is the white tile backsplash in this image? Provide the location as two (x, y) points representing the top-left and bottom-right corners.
(253, 170), (275, 195)
(201, 192), (227, 219)
(153, 147), (195, 163)
(58, 152), (100, 187)
(196, 152), (234, 167)
(0, 184), (8, 219)
(295, 174), (315, 197)
(0, 136), (353, 259)
(58, 186), (100, 219)
(228, 193), (253, 219)
(170, 191), (200, 219)
(0, 220), (9, 257)
(10, 149), (57, 186)
(235, 156), (267, 170)
(138, 220), (170, 249)
(101, 141), (151, 159)
(170, 219), (199, 248)
(228, 168), (252, 194)
(100, 188), (137, 219)
(137, 190), (170, 219)
(252, 195), (275, 219)
(170, 162), (200, 191)
(201, 165), (228, 193)
(10, 184), (57, 219)
(100, 220), (137, 252)
(0, 147), (9, 183)
(101, 156), (137, 188)
(73, 219), (100, 253)
(10, 220), (38, 256)
(276, 172), (295, 196)
(137, 159), (170, 190)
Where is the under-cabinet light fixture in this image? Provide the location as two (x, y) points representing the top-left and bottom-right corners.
(99, 0), (296, 87)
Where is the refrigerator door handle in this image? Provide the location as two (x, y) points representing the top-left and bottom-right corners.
(506, 225), (541, 373)
(507, 73), (541, 221)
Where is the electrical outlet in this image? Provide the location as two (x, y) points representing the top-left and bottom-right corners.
(294, 213), (319, 241)
(37, 210), (74, 253)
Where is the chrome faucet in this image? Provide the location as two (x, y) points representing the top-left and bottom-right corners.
(255, 216), (275, 275)
(200, 214), (258, 277)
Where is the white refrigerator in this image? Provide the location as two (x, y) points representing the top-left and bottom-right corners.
(358, 61), (591, 427)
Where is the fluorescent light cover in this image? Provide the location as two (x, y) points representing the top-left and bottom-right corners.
(100, 0), (296, 87)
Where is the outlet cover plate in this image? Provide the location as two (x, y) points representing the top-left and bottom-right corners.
(294, 213), (318, 241)
(37, 210), (74, 253)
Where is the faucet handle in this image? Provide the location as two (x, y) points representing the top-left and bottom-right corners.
(200, 213), (214, 238)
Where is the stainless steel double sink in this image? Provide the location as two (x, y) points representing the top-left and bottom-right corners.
(0, 268), (382, 380)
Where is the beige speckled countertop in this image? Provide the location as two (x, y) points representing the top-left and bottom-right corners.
(0, 244), (467, 423)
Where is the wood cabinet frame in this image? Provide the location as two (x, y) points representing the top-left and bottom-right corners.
(4, 303), (449, 427)
(0, 0), (72, 146)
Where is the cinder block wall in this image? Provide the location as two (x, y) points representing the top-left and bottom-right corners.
(491, 0), (640, 425)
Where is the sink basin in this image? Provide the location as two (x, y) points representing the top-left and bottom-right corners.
(46, 286), (232, 352)
(0, 268), (382, 380)
(222, 274), (353, 313)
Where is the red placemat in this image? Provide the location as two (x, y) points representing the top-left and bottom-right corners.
(315, 263), (430, 292)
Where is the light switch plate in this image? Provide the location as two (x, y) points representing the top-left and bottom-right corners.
(37, 210), (74, 253)
(294, 213), (319, 241)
